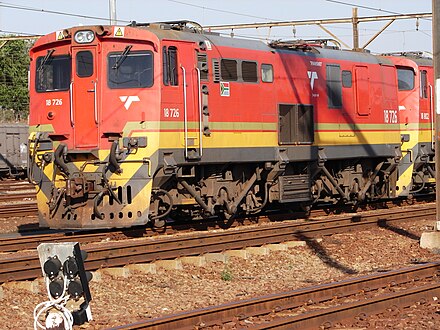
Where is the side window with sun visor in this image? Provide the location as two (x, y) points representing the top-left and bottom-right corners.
(36, 54), (71, 92)
(108, 50), (153, 89)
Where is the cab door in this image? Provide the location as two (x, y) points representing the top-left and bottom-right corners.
(162, 41), (202, 160)
(72, 48), (99, 148)
(354, 65), (371, 116)
(419, 69), (434, 150)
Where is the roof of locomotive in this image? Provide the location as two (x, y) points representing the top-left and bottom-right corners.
(31, 21), (394, 67)
(138, 22), (393, 66)
(381, 51), (433, 67)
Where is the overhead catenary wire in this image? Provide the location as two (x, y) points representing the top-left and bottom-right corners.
(166, 0), (279, 21)
(325, 0), (405, 16)
(324, 0), (432, 21)
(217, 28), (432, 44)
(0, 1), (131, 24)
(0, 30), (41, 39)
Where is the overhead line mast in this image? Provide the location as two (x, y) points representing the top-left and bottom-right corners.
(421, 0), (440, 249)
(109, 0), (117, 25)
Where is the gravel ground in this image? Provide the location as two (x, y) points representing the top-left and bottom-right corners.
(1, 216), (440, 329)
(0, 215), (38, 234)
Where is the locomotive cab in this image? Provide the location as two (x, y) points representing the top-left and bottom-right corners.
(29, 26), (161, 228)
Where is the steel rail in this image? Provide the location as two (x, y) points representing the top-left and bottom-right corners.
(0, 183), (34, 191)
(111, 262), (440, 329)
(0, 202), (38, 217)
(0, 192), (36, 201)
(0, 230), (114, 253)
(0, 203), (434, 283)
(252, 284), (440, 329)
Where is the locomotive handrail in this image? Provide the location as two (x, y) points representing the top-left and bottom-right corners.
(69, 82), (74, 127)
(94, 81), (98, 125)
(430, 84), (434, 151)
(195, 67), (203, 157)
(181, 66), (188, 158)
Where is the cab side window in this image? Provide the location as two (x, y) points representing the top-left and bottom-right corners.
(326, 64), (342, 108)
(397, 67), (414, 91)
(420, 70), (428, 98)
(163, 46), (178, 86)
(261, 64), (273, 83)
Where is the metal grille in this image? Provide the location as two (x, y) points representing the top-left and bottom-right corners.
(279, 174), (311, 203)
(197, 54), (208, 80)
(278, 104), (314, 144)
(212, 59), (220, 82)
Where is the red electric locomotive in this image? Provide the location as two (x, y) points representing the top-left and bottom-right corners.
(27, 21), (432, 229)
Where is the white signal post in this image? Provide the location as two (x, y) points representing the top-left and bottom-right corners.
(435, 0), (440, 233)
(109, 0), (117, 25)
(420, 0), (440, 248)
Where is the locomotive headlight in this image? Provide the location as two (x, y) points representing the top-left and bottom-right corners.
(74, 30), (95, 43)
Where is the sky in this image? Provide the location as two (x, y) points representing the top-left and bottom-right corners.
(0, 0), (432, 54)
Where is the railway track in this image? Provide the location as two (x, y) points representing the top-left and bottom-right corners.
(112, 262), (440, 329)
(0, 202), (435, 283)
(0, 202), (38, 217)
(0, 179), (33, 191)
(0, 192), (35, 202)
(0, 200), (432, 253)
(0, 179), (37, 217)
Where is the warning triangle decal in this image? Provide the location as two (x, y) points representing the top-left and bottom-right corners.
(56, 31), (64, 40)
(114, 27), (125, 37)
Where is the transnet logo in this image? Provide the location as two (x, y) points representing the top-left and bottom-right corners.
(307, 71), (318, 90)
(119, 96), (140, 110)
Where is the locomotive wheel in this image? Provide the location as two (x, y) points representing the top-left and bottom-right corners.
(153, 218), (166, 228)
(406, 194), (415, 205)
(149, 189), (173, 227)
(214, 202), (237, 229)
(217, 211), (236, 229)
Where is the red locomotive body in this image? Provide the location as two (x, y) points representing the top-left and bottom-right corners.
(27, 21), (431, 229)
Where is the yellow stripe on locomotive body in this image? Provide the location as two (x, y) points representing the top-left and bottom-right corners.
(124, 121), (403, 148)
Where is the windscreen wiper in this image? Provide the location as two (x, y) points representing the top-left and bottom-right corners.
(112, 45), (132, 70)
(38, 49), (55, 72)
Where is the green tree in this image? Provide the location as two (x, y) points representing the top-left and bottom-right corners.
(0, 38), (33, 122)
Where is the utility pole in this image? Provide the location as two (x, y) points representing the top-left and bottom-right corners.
(435, 0), (440, 232)
(109, 0), (117, 25)
(352, 7), (359, 50)
(420, 0), (440, 249)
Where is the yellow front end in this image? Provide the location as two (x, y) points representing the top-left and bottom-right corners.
(28, 127), (155, 229)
